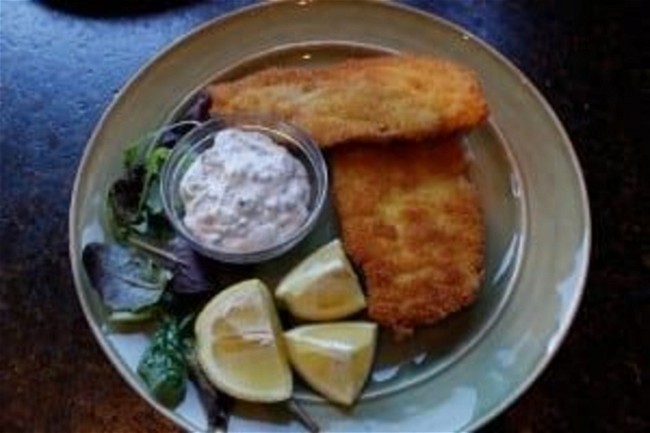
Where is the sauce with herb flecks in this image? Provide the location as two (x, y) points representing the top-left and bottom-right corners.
(179, 128), (311, 253)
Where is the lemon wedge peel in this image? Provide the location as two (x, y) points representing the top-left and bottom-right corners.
(284, 322), (378, 406)
(275, 239), (367, 321)
(194, 279), (292, 402)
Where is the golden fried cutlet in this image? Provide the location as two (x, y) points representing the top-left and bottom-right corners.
(208, 55), (488, 148)
(331, 139), (485, 338)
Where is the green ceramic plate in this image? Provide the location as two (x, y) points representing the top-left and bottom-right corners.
(69, 1), (590, 431)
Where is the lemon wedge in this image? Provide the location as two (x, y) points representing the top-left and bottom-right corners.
(284, 322), (377, 406)
(194, 279), (292, 402)
(275, 239), (366, 321)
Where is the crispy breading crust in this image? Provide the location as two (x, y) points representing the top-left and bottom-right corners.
(208, 55), (488, 148)
(331, 139), (485, 338)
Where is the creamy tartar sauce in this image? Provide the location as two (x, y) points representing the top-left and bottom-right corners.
(179, 128), (311, 253)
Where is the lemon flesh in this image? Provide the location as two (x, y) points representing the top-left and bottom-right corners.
(284, 322), (377, 405)
(195, 279), (292, 402)
(275, 239), (366, 321)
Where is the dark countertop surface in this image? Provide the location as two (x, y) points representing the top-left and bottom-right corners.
(1, 1), (647, 432)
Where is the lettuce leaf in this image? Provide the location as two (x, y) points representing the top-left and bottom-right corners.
(82, 242), (172, 313)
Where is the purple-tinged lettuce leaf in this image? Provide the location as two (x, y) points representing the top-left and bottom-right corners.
(165, 237), (252, 294)
(82, 242), (172, 312)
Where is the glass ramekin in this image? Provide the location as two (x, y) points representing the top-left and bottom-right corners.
(160, 115), (328, 264)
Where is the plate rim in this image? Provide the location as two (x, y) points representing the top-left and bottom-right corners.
(69, 1), (591, 431)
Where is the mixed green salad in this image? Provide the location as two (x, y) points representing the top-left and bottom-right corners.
(82, 94), (234, 427)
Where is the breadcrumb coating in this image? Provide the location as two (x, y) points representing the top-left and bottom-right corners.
(208, 55), (488, 148)
(331, 139), (485, 338)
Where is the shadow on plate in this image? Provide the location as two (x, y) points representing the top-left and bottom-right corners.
(39, 0), (205, 17)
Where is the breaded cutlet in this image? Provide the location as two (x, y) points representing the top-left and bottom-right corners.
(330, 138), (485, 338)
(207, 55), (488, 148)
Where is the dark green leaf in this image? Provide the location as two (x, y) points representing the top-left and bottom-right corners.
(137, 317), (190, 407)
(108, 139), (173, 239)
(108, 164), (146, 229)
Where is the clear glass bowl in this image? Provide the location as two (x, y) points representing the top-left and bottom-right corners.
(160, 116), (328, 264)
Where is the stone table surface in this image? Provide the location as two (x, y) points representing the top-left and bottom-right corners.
(1, 0), (647, 432)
